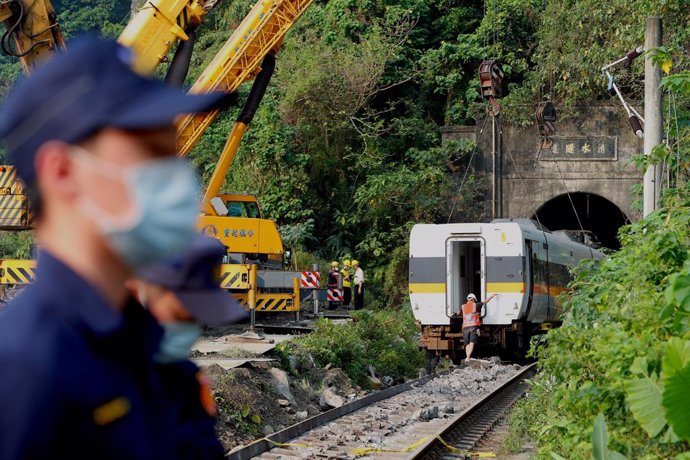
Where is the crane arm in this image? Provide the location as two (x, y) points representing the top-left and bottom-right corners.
(118, 0), (209, 76)
(0, 0), (64, 74)
(175, 0), (314, 156)
(200, 52), (275, 215)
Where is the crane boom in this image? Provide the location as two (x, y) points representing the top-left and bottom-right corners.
(1, 0), (315, 315)
(0, 0), (64, 74)
(176, 0), (313, 156)
(118, 0), (208, 75)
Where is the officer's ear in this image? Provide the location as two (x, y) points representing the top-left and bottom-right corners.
(34, 141), (80, 201)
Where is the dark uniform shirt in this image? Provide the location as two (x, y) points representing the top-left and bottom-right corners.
(0, 252), (177, 460)
(158, 361), (225, 460)
(327, 269), (339, 287)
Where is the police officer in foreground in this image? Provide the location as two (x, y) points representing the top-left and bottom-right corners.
(129, 235), (247, 459)
(0, 38), (232, 459)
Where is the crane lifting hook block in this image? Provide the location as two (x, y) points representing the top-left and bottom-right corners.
(478, 60), (504, 100)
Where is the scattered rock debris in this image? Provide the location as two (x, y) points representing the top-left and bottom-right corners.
(319, 387), (345, 409)
(205, 357), (361, 452)
(250, 360), (521, 459)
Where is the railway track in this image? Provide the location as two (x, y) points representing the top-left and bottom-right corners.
(408, 363), (536, 459)
(227, 361), (534, 460)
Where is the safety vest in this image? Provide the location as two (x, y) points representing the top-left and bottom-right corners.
(342, 268), (351, 287)
(462, 301), (481, 328)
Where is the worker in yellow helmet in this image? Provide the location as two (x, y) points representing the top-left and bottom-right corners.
(341, 260), (352, 309)
(352, 260), (365, 310)
(327, 261), (340, 310)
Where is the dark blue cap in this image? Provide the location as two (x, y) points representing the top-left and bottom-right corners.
(137, 235), (247, 326)
(0, 37), (233, 186)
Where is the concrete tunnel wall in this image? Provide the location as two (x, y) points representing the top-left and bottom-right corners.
(442, 105), (644, 245)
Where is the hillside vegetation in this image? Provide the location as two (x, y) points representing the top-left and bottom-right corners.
(0, 0), (688, 308)
(2, 1), (690, 455)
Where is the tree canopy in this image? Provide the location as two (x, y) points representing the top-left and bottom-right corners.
(0, 0), (687, 301)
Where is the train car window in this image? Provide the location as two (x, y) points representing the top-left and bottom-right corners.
(548, 261), (572, 287)
(525, 241), (534, 297)
(533, 249), (548, 292)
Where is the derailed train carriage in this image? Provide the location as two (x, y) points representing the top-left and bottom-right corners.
(409, 219), (602, 363)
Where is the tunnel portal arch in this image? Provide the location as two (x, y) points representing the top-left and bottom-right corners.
(531, 192), (631, 250)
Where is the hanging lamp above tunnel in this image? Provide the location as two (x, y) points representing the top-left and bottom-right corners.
(479, 60), (503, 114)
(536, 101), (557, 137)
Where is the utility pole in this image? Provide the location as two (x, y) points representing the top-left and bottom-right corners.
(491, 112), (503, 219)
(643, 16), (663, 217)
(479, 60), (504, 220)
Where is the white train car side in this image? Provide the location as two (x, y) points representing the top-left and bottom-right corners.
(409, 219), (600, 362)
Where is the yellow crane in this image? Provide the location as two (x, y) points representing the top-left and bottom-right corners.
(0, 0), (316, 316)
(0, 0), (64, 74)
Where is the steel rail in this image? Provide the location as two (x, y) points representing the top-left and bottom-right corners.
(408, 362), (537, 459)
(226, 369), (452, 460)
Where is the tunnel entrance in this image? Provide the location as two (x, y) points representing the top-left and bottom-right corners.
(532, 192), (630, 250)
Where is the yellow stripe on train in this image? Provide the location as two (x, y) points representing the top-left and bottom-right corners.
(409, 282), (527, 295)
(408, 283), (445, 294)
(486, 282), (525, 293)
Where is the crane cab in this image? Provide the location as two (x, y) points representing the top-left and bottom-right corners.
(219, 193), (262, 219)
(197, 193), (284, 268)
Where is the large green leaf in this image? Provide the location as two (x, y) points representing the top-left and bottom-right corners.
(666, 272), (690, 312)
(629, 357), (648, 376)
(625, 372), (666, 438)
(662, 363), (690, 441)
(662, 338), (690, 381)
(592, 414), (608, 460)
(592, 413), (628, 460)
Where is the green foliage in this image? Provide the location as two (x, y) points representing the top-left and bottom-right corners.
(54, 0), (130, 38)
(507, 185), (690, 459)
(592, 414), (628, 460)
(505, 0), (690, 121)
(661, 338), (690, 441)
(172, 0), (491, 303)
(2, 0), (688, 316)
(277, 308), (423, 386)
(0, 232), (34, 259)
(625, 357), (665, 438)
(508, 61), (690, 457)
(218, 402), (262, 436)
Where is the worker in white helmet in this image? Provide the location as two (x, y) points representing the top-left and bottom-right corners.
(461, 292), (497, 360)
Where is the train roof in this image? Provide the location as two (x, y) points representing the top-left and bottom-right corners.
(490, 218), (551, 232)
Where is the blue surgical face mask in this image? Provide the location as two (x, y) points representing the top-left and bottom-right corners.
(155, 322), (202, 364)
(72, 147), (200, 268)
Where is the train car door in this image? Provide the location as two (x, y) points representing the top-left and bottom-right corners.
(445, 237), (485, 317)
